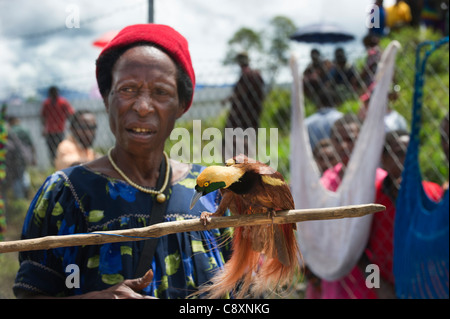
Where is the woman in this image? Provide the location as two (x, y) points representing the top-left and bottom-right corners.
(14, 24), (230, 299)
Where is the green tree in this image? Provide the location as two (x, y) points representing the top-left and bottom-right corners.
(223, 15), (297, 83)
(266, 16), (297, 70)
(223, 27), (264, 65)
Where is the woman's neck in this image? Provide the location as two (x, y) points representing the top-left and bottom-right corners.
(110, 146), (165, 188)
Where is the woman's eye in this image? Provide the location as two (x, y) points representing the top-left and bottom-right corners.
(117, 87), (139, 98)
(155, 88), (169, 96)
(120, 87), (136, 93)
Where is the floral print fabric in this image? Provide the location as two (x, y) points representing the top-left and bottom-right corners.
(14, 164), (231, 298)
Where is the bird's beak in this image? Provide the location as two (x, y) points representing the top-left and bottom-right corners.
(190, 190), (203, 210)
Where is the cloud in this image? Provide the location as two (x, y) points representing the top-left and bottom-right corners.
(0, 0), (66, 38)
(0, 0), (148, 99)
(0, 0), (372, 100)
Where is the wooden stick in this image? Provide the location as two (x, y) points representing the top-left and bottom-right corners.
(0, 204), (385, 253)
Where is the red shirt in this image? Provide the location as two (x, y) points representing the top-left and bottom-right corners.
(41, 97), (75, 134)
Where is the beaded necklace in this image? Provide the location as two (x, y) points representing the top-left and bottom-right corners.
(107, 148), (170, 203)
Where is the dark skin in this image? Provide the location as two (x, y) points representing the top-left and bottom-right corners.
(17, 270), (154, 299)
(19, 46), (187, 299)
(83, 46), (187, 187)
(88, 46), (185, 187)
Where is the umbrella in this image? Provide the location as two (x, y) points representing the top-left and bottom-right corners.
(92, 30), (119, 48)
(290, 23), (355, 44)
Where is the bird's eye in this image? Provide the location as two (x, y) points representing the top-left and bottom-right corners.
(203, 182), (210, 187)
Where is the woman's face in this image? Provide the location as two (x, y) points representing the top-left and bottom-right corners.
(105, 45), (185, 155)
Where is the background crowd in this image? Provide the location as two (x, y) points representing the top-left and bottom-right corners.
(0, 0), (448, 299)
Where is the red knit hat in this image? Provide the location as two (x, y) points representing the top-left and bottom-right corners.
(97, 24), (196, 112)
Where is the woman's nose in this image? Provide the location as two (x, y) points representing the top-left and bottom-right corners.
(133, 92), (155, 116)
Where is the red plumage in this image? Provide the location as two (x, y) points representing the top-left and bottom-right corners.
(193, 155), (302, 298)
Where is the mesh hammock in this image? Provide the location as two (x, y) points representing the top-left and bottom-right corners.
(393, 37), (449, 299)
(290, 41), (400, 281)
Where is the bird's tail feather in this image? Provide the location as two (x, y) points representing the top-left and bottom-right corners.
(194, 223), (301, 299)
(251, 224), (301, 296)
(194, 226), (260, 298)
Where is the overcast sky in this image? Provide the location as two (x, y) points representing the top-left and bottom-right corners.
(0, 0), (395, 100)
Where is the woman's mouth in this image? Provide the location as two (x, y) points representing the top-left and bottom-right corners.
(126, 127), (156, 138)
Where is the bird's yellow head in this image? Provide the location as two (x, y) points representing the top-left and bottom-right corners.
(190, 164), (244, 209)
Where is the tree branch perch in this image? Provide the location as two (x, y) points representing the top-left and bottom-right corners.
(0, 204), (385, 253)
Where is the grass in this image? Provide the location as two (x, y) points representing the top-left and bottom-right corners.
(0, 168), (51, 299)
(0, 198), (29, 299)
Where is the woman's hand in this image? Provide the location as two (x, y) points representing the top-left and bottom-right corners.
(18, 270), (155, 299)
(81, 270), (155, 299)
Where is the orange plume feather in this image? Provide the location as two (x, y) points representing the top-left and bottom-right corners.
(191, 155), (302, 298)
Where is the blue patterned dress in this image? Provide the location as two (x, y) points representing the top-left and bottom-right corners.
(14, 164), (231, 298)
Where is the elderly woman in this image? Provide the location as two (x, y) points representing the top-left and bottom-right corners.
(14, 24), (230, 299)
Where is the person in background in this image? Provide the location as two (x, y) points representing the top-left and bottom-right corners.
(420, 0), (449, 34)
(54, 110), (99, 170)
(308, 129), (444, 299)
(404, 0), (422, 27)
(365, 130), (409, 298)
(303, 48), (333, 103)
(7, 117), (36, 167)
(224, 52), (265, 131)
(358, 84), (408, 132)
(385, 0), (413, 31)
(320, 113), (362, 190)
(305, 113), (378, 299)
(312, 138), (339, 175)
(328, 47), (358, 92)
(41, 86), (75, 163)
(305, 88), (343, 151)
(360, 33), (382, 89)
(4, 117), (35, 199)
(366, 130), (444, 298)
(370, 0), (387, 37)
(223, 52), (265, 157)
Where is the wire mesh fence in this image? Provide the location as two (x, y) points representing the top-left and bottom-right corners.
(1, 32), (448, 229)
(0, 27), (448, 298)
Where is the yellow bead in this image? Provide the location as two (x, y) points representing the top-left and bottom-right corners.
(156, 193), (166, 203)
